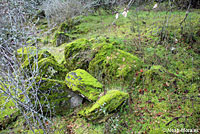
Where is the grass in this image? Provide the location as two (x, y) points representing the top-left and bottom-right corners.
(47, 9), (199, 133)
(1, 7), (200, 134)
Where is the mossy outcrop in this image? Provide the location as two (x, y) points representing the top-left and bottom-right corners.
(65, 69), (102, 101)
(33, 58), (68, 80)
(142, 65), (178, 89)
(64, 38), (93, 71)
(17, 46), (54, 67)
(33, 78), (83, 114)
(64, 37), (142, 81)
(78, 90), (129, 121)
(89, 43), (142, 80)
(19, 50), (67, 80)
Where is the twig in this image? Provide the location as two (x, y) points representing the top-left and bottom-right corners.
(180, 0), (191, 26)
(166, 116), (182, 126)
(166, 115), (191, 126)
(127, 0), (135, 9)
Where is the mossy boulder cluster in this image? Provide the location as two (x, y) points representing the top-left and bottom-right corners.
(10, 36), (142, 121)
(64, 37), (142, 81)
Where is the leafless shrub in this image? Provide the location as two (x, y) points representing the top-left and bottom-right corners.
(0, 0), (52, 133)
(42, 0), (85, 25)
(86, 0), (132, 13)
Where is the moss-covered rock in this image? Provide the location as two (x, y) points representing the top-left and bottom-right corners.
(65, 69), (102, 101)
(144, 65), (168, 82)
(17, 46), (37, 61)
(78, 90), (129, 121)
(33, 58), (68, 80)
(64, 38), (93, 71)
(52, 32), (75, 47)
(22, 50), (54, 70)
(18, 47), (68, 80)
(142, 65), (178, 90)
(59, 20), (74, 33)
(52, 19), (81, 47)
(0, 84), (20, 130)
(64, 37), (141, 81)
(89, 43), (142, 80)
(33, 78), (83, 114)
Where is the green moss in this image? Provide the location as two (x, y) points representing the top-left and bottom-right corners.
(149, 129), (165, 134)
(89, 43), (142, 80)
(59, 21), (74, 32)
(79, 90), (129, 121)
(0, 84), (20, 129)
(63, 37), (141, 81)
(64, 38), (93, 71)
(17, 46), (37, 61)
(27, 129), (44, 134)
(33, 78), (71, 114)
(52, 32), (73, 47)
(22, 50), (55, 70)
(52, 19), (81, 47)
(142, 65), (179, 91)
(65, 69), (102, 101)
(73, 118), (104, 134)
(144, 65), (168, 84)
(33, 58), (68, 80)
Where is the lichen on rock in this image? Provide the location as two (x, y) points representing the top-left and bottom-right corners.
(78, 90), (129, 121)
(65, 69), (102, 101)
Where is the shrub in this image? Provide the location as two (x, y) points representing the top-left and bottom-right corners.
(87, 0), (130, 13)
(0, 0), (52, 133)
(42, 0), (84, 25)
